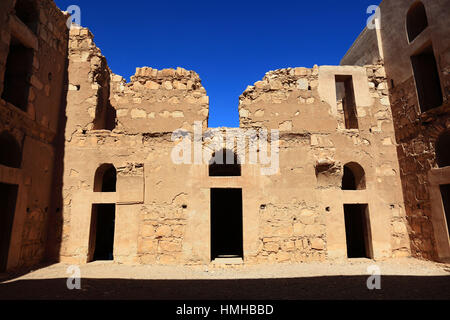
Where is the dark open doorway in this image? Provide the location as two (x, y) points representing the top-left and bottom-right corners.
(344, 204), (373, 259)
(0, 183), (18, 272)
(211, 188), (243, 260)
(89, 204), (116, 262)
(440, 184), (450, 238)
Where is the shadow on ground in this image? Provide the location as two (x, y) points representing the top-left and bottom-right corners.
(0, 275), (449, 300)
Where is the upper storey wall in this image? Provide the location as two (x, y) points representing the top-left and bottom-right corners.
(378, 0), (450, 85)
(110, 67), (209, 134)
(0, 0), (69, 135)
(380, 0), (450, 84)
(0, 0), (69, 271)
(66, 27), (209, 138)
(341, 27), (382, 66)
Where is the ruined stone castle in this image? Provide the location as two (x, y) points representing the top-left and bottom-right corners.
(0, 0), (448, 272)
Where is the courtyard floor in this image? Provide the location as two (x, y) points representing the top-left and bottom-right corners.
(0, 258), (449, 300)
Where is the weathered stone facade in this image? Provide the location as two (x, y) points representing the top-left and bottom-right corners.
(56, 26), (409, 265)
(0, 0), (68, 271)
(342, 0), (450, 261)
(0, 0), (448, 273)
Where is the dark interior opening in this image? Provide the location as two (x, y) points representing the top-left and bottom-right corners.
(342, 162), (366, 190)
(411, 45), (443, 112)
(436, 131), (450, 168)
(407, 1), (428, 42)
(0, 131), (22, 168)
(211, 188), (243, 260)
(93, 100), (116, 131)
(92, 70), (116, 131)
(440, 185), (450, 238)
(1, 37), (34, 112)
(0, 183), (19, 272)
(94, 164), (117, 192)
(15, 0), (39, 33)
(89, 204), (116, 262)
(209, 149), (241, 177)
(336, 75), (358, 129)
(344, 204), (372, 259)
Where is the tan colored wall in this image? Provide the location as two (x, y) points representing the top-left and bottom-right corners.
(238, 65), (409, 262)
(0, 0), (68, 271)
(61, 26), (409, 265)
(61, 27), (211, 264)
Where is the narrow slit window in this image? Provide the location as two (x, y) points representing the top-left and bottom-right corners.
(336, 75), (358, 129)
(92, 74), (116, 131)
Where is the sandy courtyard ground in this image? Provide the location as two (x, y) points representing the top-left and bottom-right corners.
(0, 258), (449, 300)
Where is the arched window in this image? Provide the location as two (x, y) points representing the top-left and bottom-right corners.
(407, 1), (428, 42)
(0, 131), (22, 168)
(94, 164), (116, 192)
(342, 162), (366, 190)
(209, 149), (241, 177)
(436, 130), (450, 168)
(15, 0), (39, 34)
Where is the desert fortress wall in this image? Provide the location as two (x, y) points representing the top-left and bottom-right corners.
(0, 0), (448, 272)
(57, 26), (409, 265)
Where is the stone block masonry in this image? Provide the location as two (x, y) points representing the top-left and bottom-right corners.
(0, 0), (69, 271)
(6, 0), (449, 273)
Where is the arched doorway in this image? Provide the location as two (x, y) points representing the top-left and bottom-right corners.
(89, 164), (117, 261)
(209, 149), (243, 261)
(342, 162), (372, 258)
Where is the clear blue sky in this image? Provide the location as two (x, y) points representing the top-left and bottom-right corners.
(54, 0), (380, 127)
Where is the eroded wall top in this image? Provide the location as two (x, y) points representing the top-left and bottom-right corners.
(110, 66), (209, 134)
(66, 26), (209, 138)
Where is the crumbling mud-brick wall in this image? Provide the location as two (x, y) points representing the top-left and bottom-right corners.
(0, 0), (68, 271)
(60, 27), (211, 265)
(237, 65), (410, 263)
(59, 23), (411, 265)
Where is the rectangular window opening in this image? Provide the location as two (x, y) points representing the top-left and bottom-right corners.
(336, 75), (359, 129)
(411, 44), (443, 113)
(1, 36), (34, 112)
